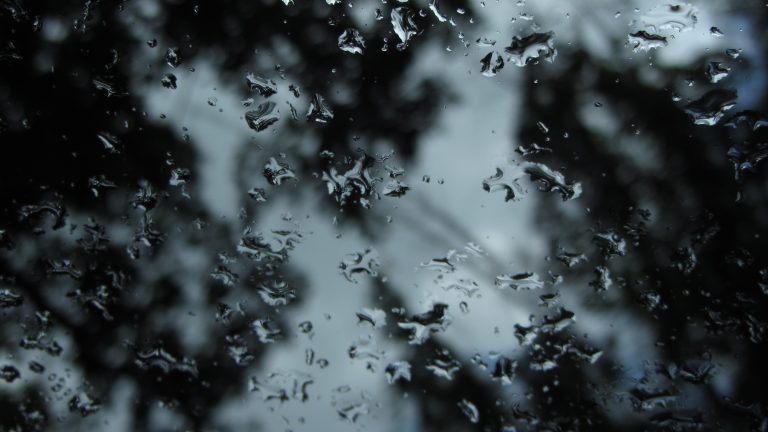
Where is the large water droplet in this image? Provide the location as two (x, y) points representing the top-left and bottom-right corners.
(263, 157), (297, 185)
(641, 4), (698, 33)
(391, 7), (420, 50)
(504, 31), (557, 67)
(306, 93), (334, 123)
(684, 89), (737, 126)
(68, 392), (101, 417)
(627, 31), (668, 52)
(385, 361), (412, 383)
(338, 28), (366, 54)
(398, 303), (451, 345)
(245, 101), (280, 132)
(245, 73), (278, 97)
(495, 272), (544, 290)
(480, 51), (504, 77)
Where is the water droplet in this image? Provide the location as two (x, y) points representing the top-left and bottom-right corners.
(165, 47), (181, 67)
(245, 101), (280, 132)
(480, 51), (504, 77)
(161, 73), (177, 89)
(671, 246), (697, 274)
(252, 317), (283, 343)
(263, 157), (296, 185)
(245, 73), (277, 97)
(504, 31), (557, 67)
(426, 348), (461, 379)
(68, 392), (101, 417)
(348, 335), (385, 361)
(134, 348), (199, 377)
(169, 167), (190, 186)
(458, 399), (480, 423)
(491, 356), (517, 384)
(338, 28), (366, 54)
(28, 361), (45, 374)
(684, 89), (737, 126)
(306, 93), (334, 123)
(495, 272), (544, 290)
(321, 152), (379, 208)
(428, 0), (449, 23)
(391, 6), (420, 50)
(444, 278), (481, 297)
(627, 31), (668, 52)
(589, 265), (613, 292)
(725, 111), (768, 131)
(338, 403), (369, 423)
(18, 201), (67, 230)
(555, 251), (587, 267)
(725, 48), (742, 59)
(593, 231), (627, 259)
(641, 4), (698, 34)
(383, 180), (410, 197)
(258, 280), (296, 306)
(0, 288), (24, 308)
(298, 321), (314, 334)
(356, 307), (387, 328)
(1, 365), (20, 383)
(385, 361), (412, 383)
(249, 370), (314, 402)
(705, 61), (730, 83)
(237, 227), (302, 262)
(476, 37), (496, 47)
(210, 265), (239, 286)
(397, 303), (451, 345)
(339, 249), (380, 283)
(484, 161), (581, 202)
(87, 175), (116, 197)
(540, 307), (576, 333)
(247, 187), (267, 202)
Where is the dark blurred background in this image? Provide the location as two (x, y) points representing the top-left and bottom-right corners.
(2, 0), (768, 431)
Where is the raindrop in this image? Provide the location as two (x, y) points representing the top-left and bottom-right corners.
(391, 6), (420, 50)
(383, 180), (409, 197)
(504, 31), (557, 67)
(340, 249), (380, 282)
(495, 272), (544, 290)
(356, 307), (387, 328)
(247, 187), (267, 202)
(245, 73), (277, 97)
(165, 47), (181, 67)
(480, 51), (504, 77)
(68, 392), (101, 417)
(160, 73), (176, 90)
(1, 365), (20, 383)
(684, 89), (737, 126)
(0, 288), (24, 308)
(249, 370), (314, 402)
(338, 28), (366, 54)
(385, 361), (412, 383)
(458, 399), (480, 423)
(306, 93), (334, 123)
(593, 231), (627, 259)
(705, 61), (730, 83)
(397, 303), (451, 345)
(627, 31), (668, 52)
(263, 157), (296, 185)
(245, 101), (280, 132)
(252, 317), (283, 343)
(640, 4), (698, 33)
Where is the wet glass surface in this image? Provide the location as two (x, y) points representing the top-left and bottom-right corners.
(2, 1), (768, 431)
